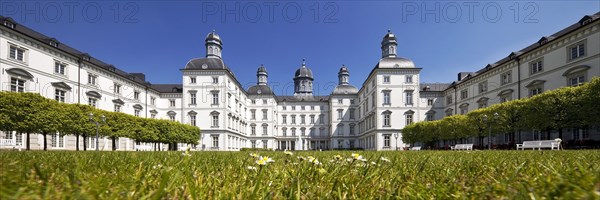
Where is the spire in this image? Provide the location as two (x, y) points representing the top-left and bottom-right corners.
(302, 58), (306, 67)
(257, 64), (268, 85)
(205, 30), (222, 59)
(338, 64), (350, 85)
(381, 30), (397, 58)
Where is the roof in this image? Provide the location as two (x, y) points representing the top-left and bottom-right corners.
(375, 57), (415, 68)
(0, 16), (154, 90)
(185, 57), (228, 70)
(276, 95), (329, 102)
(446, 11), (600, 90)
(420, 83), (451, 92)
(294, 66), (314, 79)
(247, 85), (274, 95)
(332, 85), (359, 95)
(150, 84), (183, 93)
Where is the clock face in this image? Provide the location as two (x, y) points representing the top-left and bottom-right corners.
(202, 64), (208, 69)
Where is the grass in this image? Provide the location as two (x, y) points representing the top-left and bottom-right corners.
(1, 150), (599, 199)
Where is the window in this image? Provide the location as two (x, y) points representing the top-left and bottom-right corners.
(337, 109), (343, 120)
(134, 91), (140, 100)
(371, 93), (376, 107)
(568, 41), (585, 60)
(383, 91), (391, 105)
(54, 62), (66, 75)
(251, 141), (256, 148)
(501, 71), (512, 85)
(320, 105), (324, 110)
(51, 133), (65, 148)
(212, 135), (219, 148)
(88, 98), (97, 107)
(251, 125), (256, 135)
(291, 128), (296, 136)
(349, 109), (355, 120)
(150, 113), (156, 119)
(310, 115), (315, 124)
(350, 99), (355, 105)
(282, 115), (287, 124)
(311, 105), (315, 110)
(114, 83), (121, 94)
(190, 77), (196, 84)
(262, 99), (267, 105)
(291, 115), (296, 124)
(114, 104), (121, 112)
(169, 99), (176, 107)
(478, 101), (487, 109)
(319, 114), (325, 124)
(55, 89), (66, 102)
(349, 125), (355, 135)
(478, 81), (488, 93)
(426, 114), (434, 121)
(446, 95), (453, 104)
(10, 77), (25, 92)
(263, 140), (268, 149)
(301, 106), (305, 111)
(88, 74), (97, 85)
(262, 125), (268, 135)
(301, 115), (306, 124)
(460, 104), (468, 114)
(190, 114), (196, 126)
(460, 90), (468, 100)
(291, 106), (296, 111)
(405, 92), (413, 105)
(383, 112), (391, 127)
(282, 105), (287, 110)
(169, 115), (176, 122)
(281, 128), (287, 136)
(150, 97), (156, 105)
(383, 76), (390, 83)
(134, 109), (141, 117)
(338, 98), (343, 104)
(383, 134), (390, 148)
(406, 114), (413, 125)
(337, 124), (344, 135)
(251, 110), (256, 120)
(569, 75), (585, 86)
(405, 75), (413, 83)
(4, 21), (15, 28)
(301, 128), (306, 136)
(427, 99), (434, 106)
(529, 87), (543, 97)
(9, 45), (25, 62)
(530, 59), (543, 75)
(211, 115), (219, 127)
(251, 99), (256, 105)
(262, 110), (268, 120)
(209, 93), (217, 105)
(212, 77), (219, 84)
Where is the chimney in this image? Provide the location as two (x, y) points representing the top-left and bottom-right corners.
(457, 72), (471, 81)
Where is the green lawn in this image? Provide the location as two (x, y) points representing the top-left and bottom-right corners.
(1, 150), (599, 199)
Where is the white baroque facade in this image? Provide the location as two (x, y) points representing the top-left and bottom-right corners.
(0, 11), (599, 151)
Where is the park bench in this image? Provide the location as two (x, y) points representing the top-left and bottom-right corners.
(516, 140), (560, 150)
(451, 144), (473, 150)
(410, 146), (421, 151)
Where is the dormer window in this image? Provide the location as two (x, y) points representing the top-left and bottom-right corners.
(579, 16), (593, 26)
(3, 21), (15, 29)
(49, 40), (58, 47)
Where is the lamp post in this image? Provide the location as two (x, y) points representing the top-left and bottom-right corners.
(89, 113), (106, 151)
(394, 133), (399, 150)
(482, 113), (499, 150)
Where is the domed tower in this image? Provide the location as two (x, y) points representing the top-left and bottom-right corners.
(338, 65), (350, 85)
(381, 30), (397, 58)
(257, 64), (268, 85)
(294, 59), (314, 96)
(205, 30), (222, 59)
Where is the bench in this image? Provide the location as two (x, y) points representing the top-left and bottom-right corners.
(516, 140), (560, 150)
(410, 146), (421, 151)
(451, 144), (473, 150)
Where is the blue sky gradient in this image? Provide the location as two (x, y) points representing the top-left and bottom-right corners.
(1, 1), (598, 95)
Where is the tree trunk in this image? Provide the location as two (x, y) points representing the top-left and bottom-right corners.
(43, 132), (47, 151)
(112, 137), (116, 151)
(83, 135), (87, 151)
(26, 132), (30, 150)
(75, 134), (80, 151)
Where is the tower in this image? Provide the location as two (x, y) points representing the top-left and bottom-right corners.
(338, 65), (350, 85)
(293, 59), (314, 96)
(381, 30), (397, 58)
(257, 64), (268, 85)
(205, 30), (222, 59)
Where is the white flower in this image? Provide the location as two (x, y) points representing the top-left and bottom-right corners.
(256, 156), (275, 165)
(351, 153), (367, 162)
(284, 149), (294, 156)
(249, 153), (259, 158)
(152, 164), (163, 169)
(380, 157), (390, 163)
(247, 166), (257, 171)
(371, 161), (377, 165)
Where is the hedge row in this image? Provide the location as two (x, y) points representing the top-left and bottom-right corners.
(402, 77), (600, 146)
(0, 92), (200, 151)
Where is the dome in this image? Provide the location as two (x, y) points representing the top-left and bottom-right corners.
(295, 66), (313, 79)
(185, 58), (228, 70)
(339, 66), (349, 73)
(383, 30), (396, 39)
(257, 65), (267, 73)
(376, 57), (415, 68)
(247, 85), (273, 95)
(205, 31), (221, 42)
(332, 85), (358, 95)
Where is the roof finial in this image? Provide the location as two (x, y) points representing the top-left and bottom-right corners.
(302, 58), (306, 67)
(388, 29), (391, 33)
(212, 29), (216, 33)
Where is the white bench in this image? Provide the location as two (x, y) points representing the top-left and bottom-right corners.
(516, 140), (560, 150)
(410, 146), (421, 151)
(451, 144), (473, 150)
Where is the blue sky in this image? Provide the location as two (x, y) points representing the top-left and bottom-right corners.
(1, 1), (598, 95)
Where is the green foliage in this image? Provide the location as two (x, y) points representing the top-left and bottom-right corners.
(0, 151), (598, 199)
(403, 77), (600, 143)
(0, 92), (200, 148)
